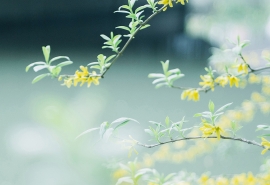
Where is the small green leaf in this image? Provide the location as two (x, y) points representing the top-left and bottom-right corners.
(51, 66), (61, 76)
(42, 45), (51, 63)
(75, 127), (100, 140)
(99, 122), (109, 139)
(165, 116), (170, 127)
(215, 102), (233, 113)
(56, 61), (73, 68)
(116, 26), (131, 32)
(32, 73), (49, 84)
(33, 65), (47, 72)
(49, 56), (70, 64)
(140, 24), (150, 30)
(208, 100), (215, 113)
(155, 83), (167, 89)
(25, 61), (46, 72)
(111, 117), (139, 125)
(194, 113), (202, 117)
(100, 34), (110, 41)
(148, 73), (165, 78)
(161, 60), (169, 74)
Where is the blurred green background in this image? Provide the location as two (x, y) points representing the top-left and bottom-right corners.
(1, 0), (270, 184)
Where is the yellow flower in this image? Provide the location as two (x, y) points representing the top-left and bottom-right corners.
(215, 76), (228, 87)
(62, 78), (73, 88)
(237, 63), (249, 75)
(181, 89), (200, 101)
(228, 75), (240, 87)
(248, 73), (261, 84)
(200, 122), (224, 140)
(158, 0), (173, 11)
(261, 137), (270, 155)
(90, 71), (100, 85)
(199, 75), (215, 91)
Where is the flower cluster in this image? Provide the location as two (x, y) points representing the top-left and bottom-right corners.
(200, 122), (224, 140)
(60, 66), (100, 88)
(158, 0), (188, 11)
(181, 89), (200, 101)
(261, 137), (270, 155)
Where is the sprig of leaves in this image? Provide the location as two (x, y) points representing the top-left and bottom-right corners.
(115, 0), (152, 37)
(26, 45), (73, 83)
(87, 54), (116, 74)
(148, 60), (184, 89)
(75, 117), (139, 141)
(101, 32), (122, 53)
(194, 100), (233, 125)
(116, 159), (152, 185)
(145, 116), (192, 142)
(147, 170), (176, 185)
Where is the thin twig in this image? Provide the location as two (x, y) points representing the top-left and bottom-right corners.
(137, 135), (263, 148)
(100, 5), (167, 78)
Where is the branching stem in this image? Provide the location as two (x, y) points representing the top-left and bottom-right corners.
(137, 135), (263, 148)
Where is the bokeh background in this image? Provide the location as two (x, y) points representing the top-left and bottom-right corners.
(1, 0), (270, 184)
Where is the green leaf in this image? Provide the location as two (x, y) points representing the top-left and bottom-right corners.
(33, 65), (47, 72)
(56, 61), (73, 68)
(193, 113), (202, 117)
(116, 26), (131, 32)
(140, 24), (150, 30)
(129, 0), (136, 8)
(25, 61), (46, 72)
(161, 60), (169, 74)
(215, 102), (233, 113)
(148, 73), (165, 78)
(32, 73), (49, 84)
(135, 5), (150, 13)
(165, 116), (170, 127)
(145, 129), (154, 137)
(155, 82), (167, 89)
(100, 34), (110, 41)
(49, 56), (70, 64)
(99, 122), (109, 139)
(75, 127), (100, 140)
(111, 117), (139, 126)
(90, 65), (101, 70)
(51, 66), (62, 76)
(152, 78), (166, 84)
(208, 100), (215, 113)
(256, 125), (270, 131)
(105, 55), (116, 63)
(42, 45), (51, 63)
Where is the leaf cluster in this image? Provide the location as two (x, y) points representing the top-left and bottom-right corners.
(75, 117), (139, 141)
(87, 54), (116, 74)
(25, 46), (72, 83)
(144, 116), (192, 143)
(148, 60), (184, 89)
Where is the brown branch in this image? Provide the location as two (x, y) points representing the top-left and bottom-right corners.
(137, 135), (263, 148)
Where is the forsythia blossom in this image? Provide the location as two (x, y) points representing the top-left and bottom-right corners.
(200, 122), (224, 140)
(215, 76), (228, 87)
(237, 63), (249, 75)
(261, 137), (270, 155)
(181, 89), (200, 101)
(60, 66), (100, 88)
(199, 75), (215, 91)
(158, 0), (188, 11)
(228, 75), (240, 87)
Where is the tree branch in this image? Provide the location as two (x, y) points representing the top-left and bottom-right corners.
(137, 135), (263, 148)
